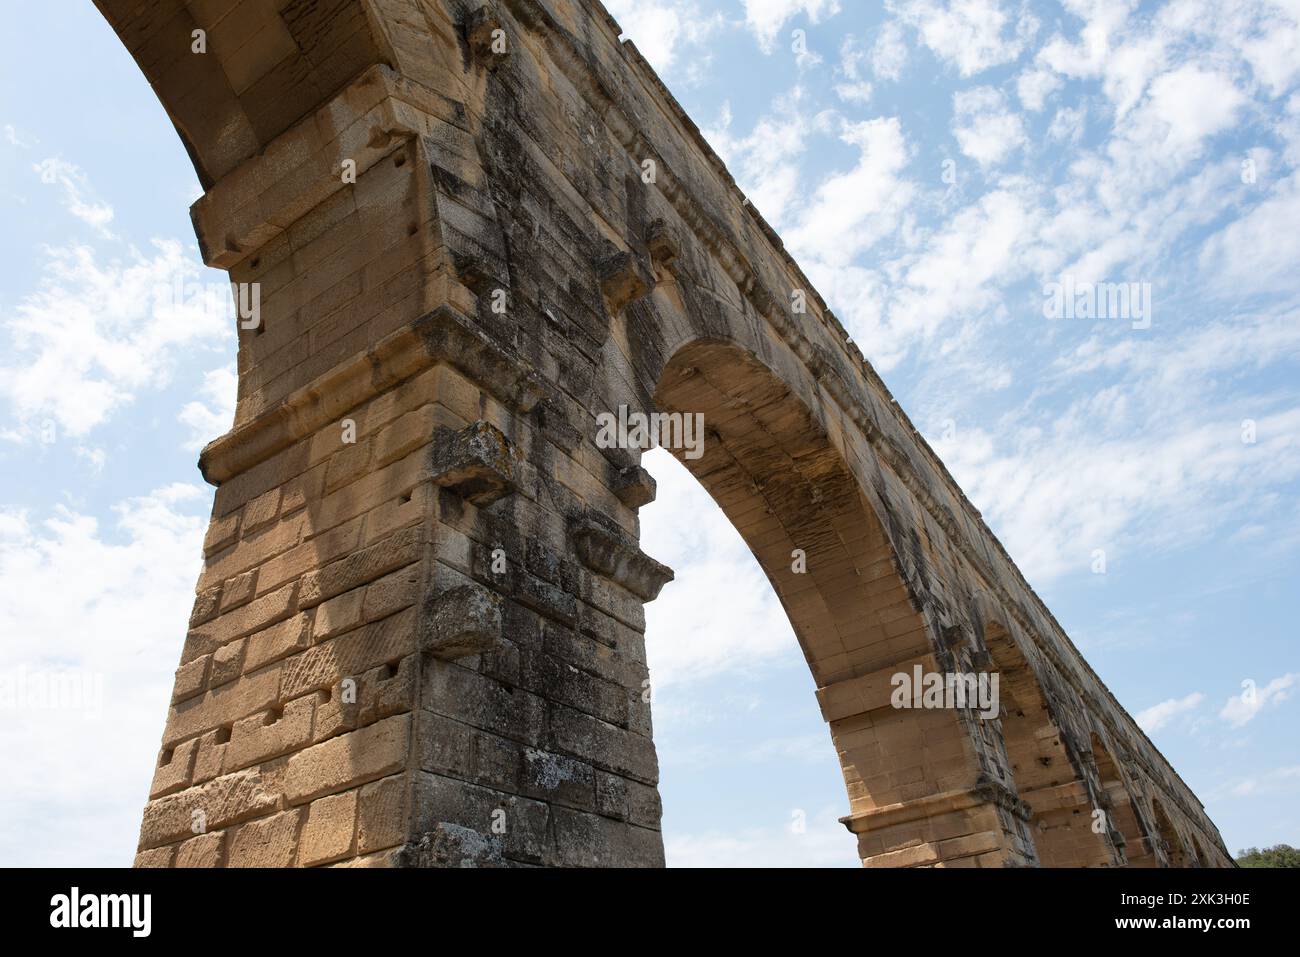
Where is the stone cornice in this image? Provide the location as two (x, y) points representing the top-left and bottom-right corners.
(198, 306), (547, 484)
(190, 63), (465, 270)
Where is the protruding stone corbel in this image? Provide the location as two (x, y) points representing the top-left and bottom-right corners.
(430, 421), (520, 505)
(972, 773), (1036, 824)
(611, 465), (657, 509)
(467, 6), (510, 65)
(452, 252), (496, 296)
(571, 516), (674, 601)
(645, 218), (679, 268)
(421, 581), (503, 660)
(366, 126), (406, 150)
(595, 246), (654, 315)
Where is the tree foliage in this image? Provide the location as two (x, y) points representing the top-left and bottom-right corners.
(1236, 844), (1300, 868)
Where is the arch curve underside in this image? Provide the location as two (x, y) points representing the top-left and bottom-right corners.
(105, 0), (1233, 868)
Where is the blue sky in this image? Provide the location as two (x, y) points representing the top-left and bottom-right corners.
(1, 0), (1297, 867)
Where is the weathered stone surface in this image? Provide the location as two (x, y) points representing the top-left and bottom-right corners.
(358, 774), (409, 854)
(429, 421), (520, 505)
(175, 831), (226, 868)
(283, 714), (411, 805)
(229, 809), (302, 868)
(244, 613), (311, 673)
(182, 581), (299, 663)
(299, 790), (359, 866)
(299, 527), (423, 609)
(571, 517), (674, 602)
(138, 769), (278, 851)
(610, 465), (657, 509)
(149, 737), (200, 799)
(421, 581), (503, 660)
(595, 247), (652, 314)
(114, 0), (1231, 869)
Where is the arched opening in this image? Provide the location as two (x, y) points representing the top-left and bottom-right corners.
(1151, 798), (1190, 867)
(1191, 834), (1207, 867)
(1090, 733), (1155, 866)
(983, 624), (1116, 866)
(647, 338), (1024, 867)
(638, 446), (859, 866)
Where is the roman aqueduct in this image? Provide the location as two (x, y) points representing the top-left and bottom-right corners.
(97, 0), (1233, 867)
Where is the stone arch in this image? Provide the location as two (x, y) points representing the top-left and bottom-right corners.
(978, 618), (1120, 867)
(1151, 797), (1191, 867)
(93, 0), (399, 190)
(1089, 732), (1157, 866)
(646, 337), (1034, 867)
(1191, 833), (1207, 867)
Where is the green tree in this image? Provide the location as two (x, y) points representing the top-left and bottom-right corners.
(1236, 844), (1300, 867)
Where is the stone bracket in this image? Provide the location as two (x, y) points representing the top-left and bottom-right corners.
(645, 218), (680, 268)
(570, 516), (674, 602)
(421, 581), (503, 660)
(595, 246), (655, 315)
(611, 465), (657, 509)
(431, 421), (521, 506)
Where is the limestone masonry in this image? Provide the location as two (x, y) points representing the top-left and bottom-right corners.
(97, 0), (1232, 867)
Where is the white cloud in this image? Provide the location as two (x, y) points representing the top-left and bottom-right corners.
(952, 86), (1028, 167)
(1055, 310), (1300, 387)
(936, 402), (1300, 582)
(641, 449), (800, 688)
(32, 157), (115, 235)
(1242, 8), (1300, 97)
(1135, 692), (1204, 733)
(786, 117), (914, 266)
(834, 35), (873, 103)
(741, 0), (842, 53)
(666, 806), (856, 866)
(700, 87), (837, 225)
(1136, 66), (1246, 155)
(872, 18), (910, 80)
(0, 484), (209, 865)
(4, 124), (35, 148)
(603, 0), (725, 76)
(884, 188), (1035, 357)
(178, 364), (237, 452)
(1198, 169), (1300, 297)
(1047, 103), (1087, 141)
(835, 81), (874, 104)
(1220, 673), (1297, 728)
(1017, 66), (1062, 110)
(0, 240), (233, 438)
(927, 305), (1300, 582)
(74, 445), (107, 474)
(891, 0), (1037, 77)
(1227, 764), (1300, 798)
(1037, 0), (1139, 87)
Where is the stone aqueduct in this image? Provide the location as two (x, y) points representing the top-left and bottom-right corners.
(99, 0), (1232, 867)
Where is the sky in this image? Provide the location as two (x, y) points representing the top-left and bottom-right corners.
(1, 0), (1297, 868)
